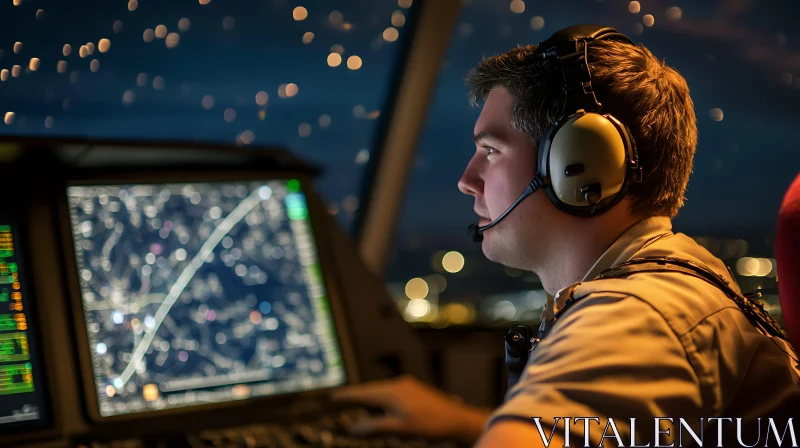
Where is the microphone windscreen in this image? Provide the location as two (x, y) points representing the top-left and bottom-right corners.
(468, 224), (483, 243)
(776, 173), (800, 345)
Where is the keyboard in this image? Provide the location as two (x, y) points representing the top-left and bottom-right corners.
(189, 405), (465, 448)
(72, 405), (467, 448)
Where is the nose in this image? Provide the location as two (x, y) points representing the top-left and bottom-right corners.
(458, 155), (483, 197)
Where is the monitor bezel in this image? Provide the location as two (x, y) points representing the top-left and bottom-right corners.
(0, 209), (55, 438)
(57, 168), (360, 426)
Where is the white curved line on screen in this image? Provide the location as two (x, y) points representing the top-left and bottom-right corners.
(116, 188), (265, 388)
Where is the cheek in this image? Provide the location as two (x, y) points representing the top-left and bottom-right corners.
(483, 163), (524, 214)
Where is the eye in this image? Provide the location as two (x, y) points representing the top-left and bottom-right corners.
(484, 147), (497, 156)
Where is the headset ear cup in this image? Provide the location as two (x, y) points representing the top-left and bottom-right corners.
(542, 111), (631, 215)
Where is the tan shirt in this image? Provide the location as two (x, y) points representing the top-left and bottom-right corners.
(488, 216), (799, 445)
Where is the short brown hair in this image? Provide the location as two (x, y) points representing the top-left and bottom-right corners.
(466, 39), (697, 219)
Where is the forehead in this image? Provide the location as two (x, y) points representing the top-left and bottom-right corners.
(474, 87), (515, 138)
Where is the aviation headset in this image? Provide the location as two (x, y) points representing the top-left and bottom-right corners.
(536, 23), (643, 216)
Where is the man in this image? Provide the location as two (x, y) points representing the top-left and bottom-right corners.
(334, 25), (799, 447)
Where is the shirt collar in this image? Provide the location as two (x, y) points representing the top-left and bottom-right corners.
(581, 215), (674, 282)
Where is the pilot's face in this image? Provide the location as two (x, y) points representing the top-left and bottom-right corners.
(457, 87), (556, 269)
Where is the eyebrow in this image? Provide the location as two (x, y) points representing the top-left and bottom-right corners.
(473, 131), (506, 145)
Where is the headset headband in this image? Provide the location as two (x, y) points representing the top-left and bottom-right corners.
(537, 24), (634, 115)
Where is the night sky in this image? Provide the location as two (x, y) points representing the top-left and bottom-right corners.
(0, 0), (408, 218)
(2, 0), (799, 318)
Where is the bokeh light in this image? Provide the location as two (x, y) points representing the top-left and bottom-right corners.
(405, 299), (430, 319)
(509, 0), (525, 14)
(442, 251), (465, 273)
(255, 91), (269, 106)
(178, 18), (191, 32)
(666, 6), (682, 21)
(224, 108), (237, 122)
(239, 130), (255, 145)
(342, 195), (359, 213)
(155, 25), (168, 39)
(98, 38), (111, 53)
(152, 76), (164, 90)
(347, 56), (362, 70)
(121, 90), (135, 106)
(166, 33), (180, 49)
(355, 149), (369, 165)
(391, 11), (405, 27)
(143, 29), (155, 42)
(383, 27), (399, 42)
(327, 53), (342, 67)
(293, 7), (308, 21)
(202, 95), (215, 109)
(405, 278), (429, 300)
(426, 274), (447, 294)
(329, 11), (343, 25)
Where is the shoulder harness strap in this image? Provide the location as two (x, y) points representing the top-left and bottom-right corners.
(547, 256), (787, 341)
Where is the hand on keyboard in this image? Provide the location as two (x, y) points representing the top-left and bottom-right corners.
(330, 375), (490, 445)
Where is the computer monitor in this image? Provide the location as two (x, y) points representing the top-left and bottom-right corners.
(65, 179), (348, 419)
(0, 218), (50, 431)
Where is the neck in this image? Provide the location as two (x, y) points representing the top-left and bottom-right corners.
(538, 234), (610, 295)
(536, 213), (643, 295)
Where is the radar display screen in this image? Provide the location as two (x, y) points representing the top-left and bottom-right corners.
(66, 180), (346, 417)
(0, 220), (49, 430)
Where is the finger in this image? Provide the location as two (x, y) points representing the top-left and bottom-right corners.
(347, 416), (407, 436)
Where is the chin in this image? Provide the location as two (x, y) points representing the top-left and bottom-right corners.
(483, 238), (531, 271)
(481, 238), (505, 264)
